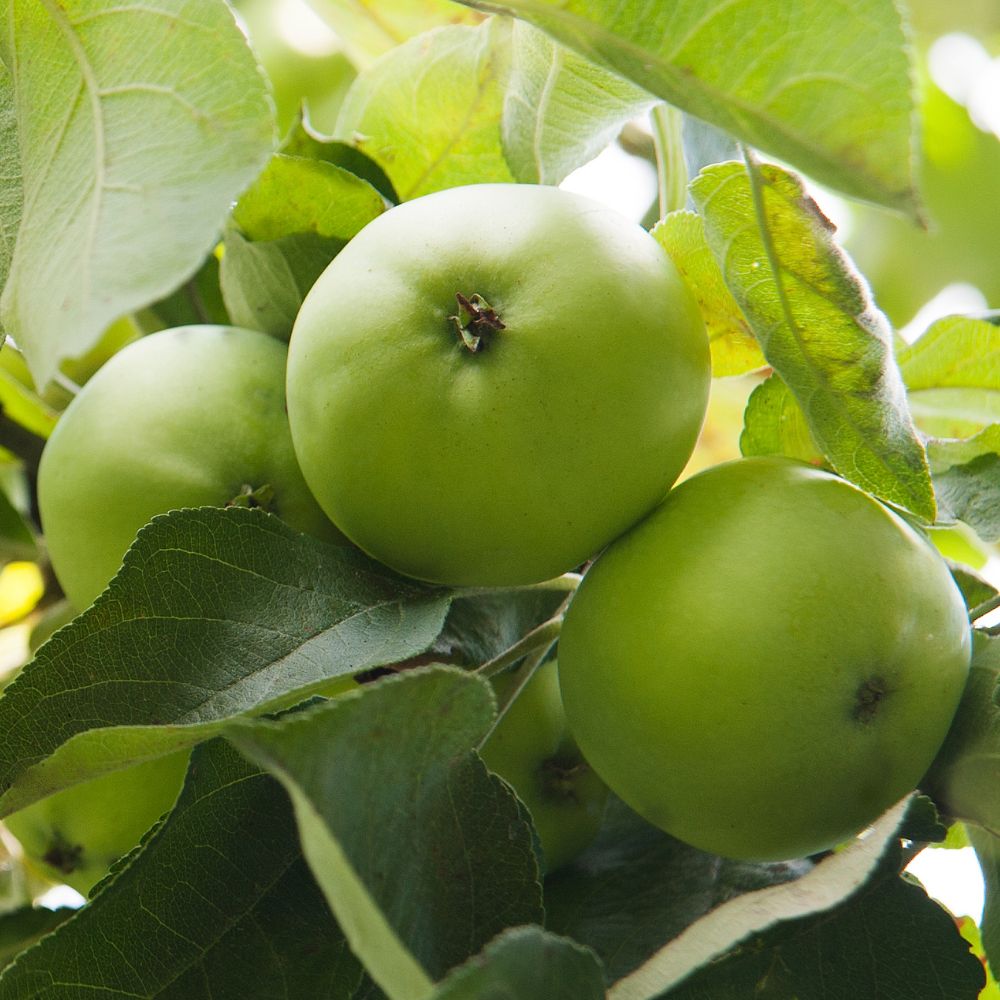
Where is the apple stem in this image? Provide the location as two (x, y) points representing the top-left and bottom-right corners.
(476, 615), (563, 682)
(476, 645), (551, 749)
(449, 292), (505, 352)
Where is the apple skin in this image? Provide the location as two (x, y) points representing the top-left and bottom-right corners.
(481, 660), (608, 873)
(38, 325), (341, 610)
(558, 456), (972, 861)
(5, 752), (190, 896)
(286, 182), (709, 587)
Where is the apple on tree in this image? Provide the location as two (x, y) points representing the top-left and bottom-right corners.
(38, 324), (342, 611)
(286, 182), (711, 588)
(4, 752), (190, 896)
(480, 658), (608, 874)
(558, 456), (973, 861)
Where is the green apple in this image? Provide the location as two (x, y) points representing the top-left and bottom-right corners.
(558, 456), (972, 861)
(481, 659), (608, 873)
(38, 325), (341, 610)
(5, 753), (189, 896)
(286, 182), (710, 587)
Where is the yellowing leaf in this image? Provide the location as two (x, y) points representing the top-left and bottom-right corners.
(654, 211), (764, 377)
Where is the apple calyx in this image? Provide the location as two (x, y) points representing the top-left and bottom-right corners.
(852, 675), (889, 724)
(227, 483), (277, 512)
(541, 756), (592, 804)
(43, 832), (83, 875)
(449, 292), (505, 352)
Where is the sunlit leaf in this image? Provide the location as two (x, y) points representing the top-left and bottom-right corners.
(691, 159), (934, 521)
(335, 21), (515, 199)
(456, 0), (918, 213)
(0, 0), (273, 387)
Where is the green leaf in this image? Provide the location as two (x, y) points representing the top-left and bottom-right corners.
(0, 0), (273, 388)
(0, 908), (73, 972)
(455, 0), (918, 214)
(691, 160), (935, 522)
(220, 227), (346, 340)
(970, 825), (1000, 981)
(335, 21), (515, 200)
(0, 486), (36, 563)
(900, 315), (1000, 439)
(604, 799), (914, 999)
(0, 57), (20, 325)
(502, 21), (655, 186)
(219, 151), (386, 339)
(901, 315), (1000, 396)
(230, 668), (544, 997)
(278, 111), (397, 202)
(847, 79), (1000, 328)
(302, 0), (483, 69)
(658, 871), (986, 1000)
(653, 211), (763, 377)
(545, 797), (812, 985)
(0, 358), (57, 442)
(739, 373), (824, 464)
(948, 564), (998, 618)
(933, 454), (1000, 543)
(232, 154), (386, 244)
(430, 586), (570, 668)
(0, 506), (452, 816)
(431, 926), (605, 999)
(928, 425), (1000, 474)
(0, 740), (363, 998)
(923, 633), (1000, 836)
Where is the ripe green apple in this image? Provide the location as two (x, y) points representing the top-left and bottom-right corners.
(286, 182), (710, 587)
(38, 325), (342, 610)
(481, 659), (608, 873)
(558, 456), (972, 861)
(5, 752), (189, 896)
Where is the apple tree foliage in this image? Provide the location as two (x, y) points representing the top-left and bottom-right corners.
(0, 0), (996, 997)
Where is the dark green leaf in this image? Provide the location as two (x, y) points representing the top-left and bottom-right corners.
(0, 908), (72, 972)
(660, 873), (985, 1000)
(431, 926), (605, 999)
(230, 667), (544, 994)
(545, 797), (811, 984)
(691, 160), (934, 521)
(456, 0), (918, 214)
(430, 586), (570, 668)
(0, 0), (273, 387)
(603, 801), (913, 997)
(0, 506), (451, 816)
(0, 740), (362, 998)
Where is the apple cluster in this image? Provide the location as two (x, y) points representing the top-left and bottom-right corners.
(21, 183), (971, 890)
